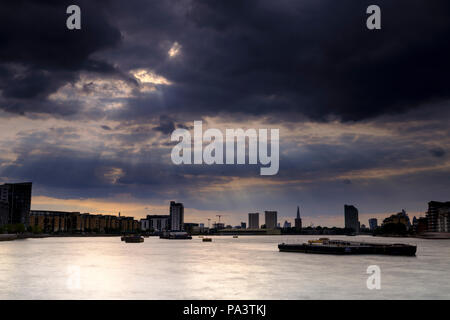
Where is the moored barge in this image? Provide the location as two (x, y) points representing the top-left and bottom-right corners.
(159, 231), (192, 240)
(278, 238), (416, 256)
(124, 235), (144, 243)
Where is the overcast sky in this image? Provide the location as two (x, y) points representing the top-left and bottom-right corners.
(0, 0), (449, 227)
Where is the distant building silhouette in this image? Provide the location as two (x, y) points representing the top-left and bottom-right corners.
(344, 204), (359, 233)
(295, 206), (302, 231)
(183, 223), (199, 234)
(283, 220), (291, 229)
(248, 212), (259, 229)
(369, 218), (378, 230)
(383, 209), (411, 230)
(170, 201), (184, 231)
(29, 210), (139, 233)
(241, 222), (246, 229)
(417, 217), (428, 234)
(0, 182), (32, 227)
(213, 222), (225, 230)
(426, 201), (450, 233)
(265, 211), (277, 229)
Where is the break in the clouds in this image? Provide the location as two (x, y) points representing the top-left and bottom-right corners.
(0, 0), (449, 226)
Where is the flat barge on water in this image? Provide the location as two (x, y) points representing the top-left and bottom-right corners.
(159, 231), (192, 240)
(278, 238), (416, 256)
(123, 235), (144, 243)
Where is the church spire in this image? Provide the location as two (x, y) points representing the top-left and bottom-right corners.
(297, 205), (300, 219)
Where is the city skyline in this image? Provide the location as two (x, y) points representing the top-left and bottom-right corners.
(1, 180), (439, 236)
(23, 182), (428, 228)
(0, 1), (449, 229)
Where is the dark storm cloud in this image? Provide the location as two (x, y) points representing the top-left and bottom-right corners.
(105, 0), (450, 122)
(0, 0), (121, 114)
(2, 0), (450, 121)
(1, 121), (446, 203)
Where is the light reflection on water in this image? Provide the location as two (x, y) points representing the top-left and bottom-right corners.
(0, 235), (449, 299)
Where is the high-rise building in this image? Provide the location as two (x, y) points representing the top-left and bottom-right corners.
(344, 204), (359, 233)
(283, 220), (291, 229)
(369, 218), (378, 230)
(0, 182), (32, 227)
(170, 201), (184, 231)
(426, 201), (450, 233)
(248, 212), (259, 229)
(295, 205), (302, 231)
(265, 211), (277, 229)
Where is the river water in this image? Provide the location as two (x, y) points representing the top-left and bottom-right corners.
(0, 235), (449, 299)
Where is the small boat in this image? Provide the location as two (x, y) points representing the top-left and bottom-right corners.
(202, 237), (212, 242)
(124, 235), (144, 243)
(233, 235), (238, 238)
(279, 238), (416, 256)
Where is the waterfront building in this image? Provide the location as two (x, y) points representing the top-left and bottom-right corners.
(295, 206), (302, 231)
(241, 222), (246, 229)
(29, 210), (71, 233)
(426, 201), (450, 233)
(119, 216), (135, 233)
(170, 201), (184, 231)
(143, 215), (170, 232)
(183, 223), (199, 234)
(140, 218), (150, 231)
(283, 220), (291, 229)
(212, 222), (225, 230)
(248, 212), (259, 229)
(369, 218), (378, 230)
(0, 200), (9, 226)
(265, 211), (277, 229)
(344, 204), (359, 233)
(417, 217), (428, 234)
(0, 182), (32, 226)
(29, 210), (139, 233)
(382, 209), (411, 230)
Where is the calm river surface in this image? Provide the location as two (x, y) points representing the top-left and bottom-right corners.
(0, 235), (449, 299)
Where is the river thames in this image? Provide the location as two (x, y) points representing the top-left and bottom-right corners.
(0, 235), (449, 299)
